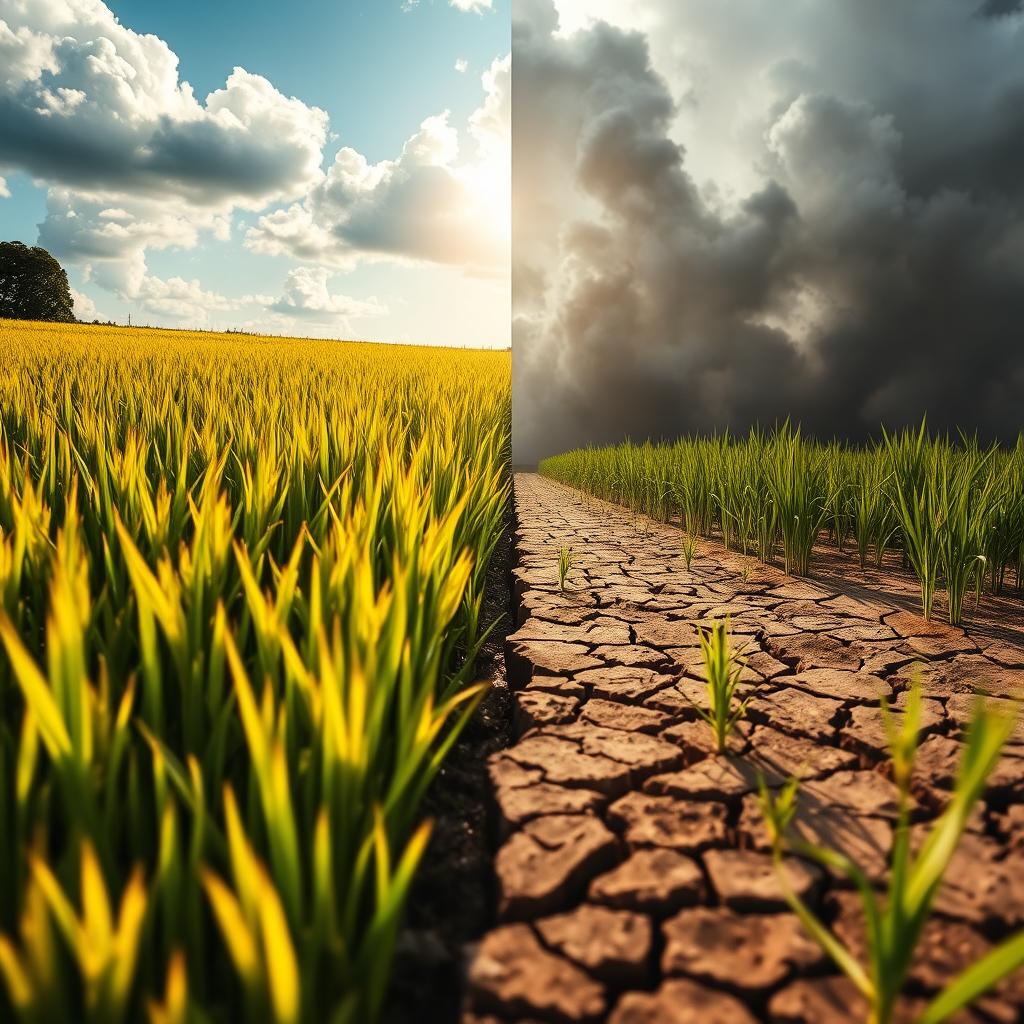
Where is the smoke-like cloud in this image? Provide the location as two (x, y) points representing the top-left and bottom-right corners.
(513, 0), (1024, 464)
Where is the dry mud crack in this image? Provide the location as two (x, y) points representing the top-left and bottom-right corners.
(462, 474), (1024, 1024)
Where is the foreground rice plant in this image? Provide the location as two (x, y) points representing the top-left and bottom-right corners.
(759, 684), (1024, 1023)
(540, 421), (1023, 622)
(689, 620), (749, 753)
(0, 320), (510, 1022)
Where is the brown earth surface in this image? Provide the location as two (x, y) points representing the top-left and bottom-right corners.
(461, 473), (1024, 1024)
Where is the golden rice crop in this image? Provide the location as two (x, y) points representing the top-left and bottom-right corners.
(0, 319), (510, 1023)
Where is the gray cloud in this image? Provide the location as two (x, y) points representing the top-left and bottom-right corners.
(0, 3), (327, 206)
(513, 1), (1024, 464)
(979, 0), (1024, 18)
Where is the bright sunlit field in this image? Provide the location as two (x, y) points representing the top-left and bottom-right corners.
(0, 320), (510, 1023)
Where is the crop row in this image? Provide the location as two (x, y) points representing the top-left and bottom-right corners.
(0, 321), (511, 1023)
(539, 422), (1024, 625)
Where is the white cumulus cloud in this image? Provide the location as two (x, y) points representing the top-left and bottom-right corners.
(268, 267), (388, 323)
(0, 0), (508, 340)
(38, 188), (231, 297)
(135, 274), (238, 323)
(0, 0), (328, 206)
(70, 286), (100, 321)
(246, 54), (510, 272)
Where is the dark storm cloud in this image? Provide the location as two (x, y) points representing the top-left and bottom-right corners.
(512, 1), (1024, 464)
(979, 0), (1024, 18)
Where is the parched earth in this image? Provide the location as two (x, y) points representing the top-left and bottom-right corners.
(461, 474), (1024, 1024)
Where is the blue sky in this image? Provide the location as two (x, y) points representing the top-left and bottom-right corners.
(0, 0), (510, 346)
(109, 1), (508, 162)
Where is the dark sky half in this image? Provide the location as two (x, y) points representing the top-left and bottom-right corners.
(512, 0), (1024, 464)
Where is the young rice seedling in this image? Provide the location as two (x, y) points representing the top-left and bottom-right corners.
(557, 545), (575, 592)
(689, 619), (750, 754)
(681, 531), (698, 572)
(759, 683), (1024, 1024)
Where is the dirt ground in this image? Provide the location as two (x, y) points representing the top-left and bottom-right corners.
(459, 474), (1024, 1024)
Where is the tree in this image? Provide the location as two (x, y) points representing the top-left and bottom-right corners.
(0, 241), (76, 322)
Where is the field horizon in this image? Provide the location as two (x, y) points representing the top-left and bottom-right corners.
(4, 317), (511, 356)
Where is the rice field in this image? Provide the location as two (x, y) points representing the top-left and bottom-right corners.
(0, 320), (510, 1023)
(539, 423), (1024, 625)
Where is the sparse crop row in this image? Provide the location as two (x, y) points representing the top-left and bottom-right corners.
(539, 422), (1024, 624)
(0, 320), (510, 1023)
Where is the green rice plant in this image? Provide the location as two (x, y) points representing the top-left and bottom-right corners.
(715, 437), (769, 557)
(983, 440), (1024, 594)
(557, 545), (574, 591)
(872, 498), (901, 570)
(680, 531), (698, 572)
(689, 619), (749, 753)
(764, 424), (830, 577)
(885, 422), (942, 619)
(0, 838), (147, 1024)
(746, 440), (779, 564)
(851, 456), (880, 569)
(933, 442), (996, 625)
(759, 683), (1024, 1024)
(736, 431), (778, 565)
(670, 439), (717, 538)
(826, 444), (855, 552)
(539, 421), (1024, 611)
(851, 454), (899, 570)
(753, 500), (779, 565)
(712, 439), (743, 552)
